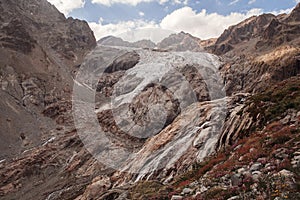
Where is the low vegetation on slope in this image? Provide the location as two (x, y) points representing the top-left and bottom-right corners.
(249, 75), (300, 128)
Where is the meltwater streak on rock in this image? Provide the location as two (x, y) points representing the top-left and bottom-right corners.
(73, 44), (227, 175)
(122, 98), (227, 181)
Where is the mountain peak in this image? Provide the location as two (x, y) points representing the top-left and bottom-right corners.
(98, 35), (156, 48)
(157, 32), (203, 51)
(285, 2), (300, 22)
(98, 32), (204, 52)
(210, 6), (300, 55)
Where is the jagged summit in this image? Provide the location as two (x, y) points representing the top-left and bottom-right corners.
(157, 31), (203, 51)
(210, 3), (300, 55)
(286, 2), (300, 22)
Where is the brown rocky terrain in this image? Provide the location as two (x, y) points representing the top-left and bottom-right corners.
(208, 4), (300, 95)
(0, 1), (300, 200)
(0, 0), (96, 158)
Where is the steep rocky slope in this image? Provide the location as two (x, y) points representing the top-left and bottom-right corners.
(0, 0), (96, 158)
(209, 4), (300, 95)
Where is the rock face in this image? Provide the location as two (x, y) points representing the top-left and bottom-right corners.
(207, 3), (300, 95)
(0, 0), (96, 158)
(1, 0), (95, 59)
(104, 51), (140, 73)
(212, 14), (276, 54)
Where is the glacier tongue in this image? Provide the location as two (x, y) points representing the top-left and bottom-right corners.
(112, 49), (224, 107)
(73, 45), (227, 179)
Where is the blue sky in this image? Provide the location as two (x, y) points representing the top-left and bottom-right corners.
(69, 0), (297, 23)
(48, 0), (299, 42)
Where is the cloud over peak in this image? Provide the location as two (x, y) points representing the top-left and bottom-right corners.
(160, 7), (263, 39)
(47, 0), (85, 15)
(89, 6), (265, 42)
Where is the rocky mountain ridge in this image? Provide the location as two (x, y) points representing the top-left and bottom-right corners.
(98, 31), (204, 52)
(206, 4), (300, 96)
(210, 4), (300, 55)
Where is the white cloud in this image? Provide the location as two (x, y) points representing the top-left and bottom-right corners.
(172, 0), (188, 5)
(89, 19), (158, 40)
(229, 0), (240, 5)
(160, 7), (263, 39)
(89, 6), (295, 43)
(47, 0), (85, 15)
(89, 19), (176, 43)
(295, 0), (300, 3)
(248, 0), (256, 4)
(91, 0), (187, 6)
(215, 0), (222, 5)
(139, 11), (145, 16)
(92, 0), (152, 6)
(119, 28), (175, 43)
(269, 8), (293, 15)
